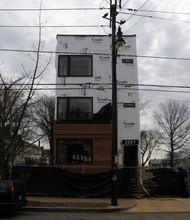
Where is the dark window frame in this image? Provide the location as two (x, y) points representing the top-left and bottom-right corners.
(57, 97), (93, 121)
(56, 138), (93, 164)
(58, 55), (93, 77)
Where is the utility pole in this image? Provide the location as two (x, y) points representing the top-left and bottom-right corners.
(105, 0), (125, 206)
(111, 1), (118, 206)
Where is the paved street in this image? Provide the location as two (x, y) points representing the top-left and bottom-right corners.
(1, 212), (190, 220)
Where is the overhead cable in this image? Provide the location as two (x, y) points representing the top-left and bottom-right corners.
(127, 8), (190, 16)
(1, 48), (190, 61)
(1, 87), (190, 94)
(124, 0), (164, 33)
(0, 7), (108, 11)
(120, 11), (190, 23)
(1, 83), (190, 89)
(0, 25), (108, 28)
(125, 0), (150, 22)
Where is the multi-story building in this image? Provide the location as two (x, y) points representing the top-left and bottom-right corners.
(54, 34), (140, 174)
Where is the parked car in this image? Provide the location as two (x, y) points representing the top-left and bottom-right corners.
(0, 180), (27, 211)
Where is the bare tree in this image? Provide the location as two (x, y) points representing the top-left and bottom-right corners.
(0, 10), (52, 178)
(154, 100), (190, 167)
(141, 129), (161, 166)
(0, 76), (36, 178)
(32, 93), (55, 165)
(139, 96), (151, 116)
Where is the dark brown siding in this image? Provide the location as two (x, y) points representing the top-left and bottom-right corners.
(54, 123), (112, 174)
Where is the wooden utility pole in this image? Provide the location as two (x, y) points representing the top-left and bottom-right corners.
(111, 1), (118, 206)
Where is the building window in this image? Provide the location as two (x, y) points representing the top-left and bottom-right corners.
(58, 55), (93, 77)
(57, 97), (93, 120)
(56, 139), (93, 164)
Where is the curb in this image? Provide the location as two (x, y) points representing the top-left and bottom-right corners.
(23, 204), (136, 213)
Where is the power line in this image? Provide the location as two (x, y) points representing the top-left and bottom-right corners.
(137, 84), (190, 89)
(125, 0), (150, 22)
(120, 11), (190, 23)
(1, 48), (190, 61)
(128, 88), (190, 94)
(0, 7), (108, 11)
(1, 82), (190, 89)
(127, 54), (190, 61)
(127, 8), (190, 16)
(125, 0), (164, 33)
(122, 0), (130, 8)
(0, 9), (189, 29)
(138, 93), (190, 103)
(0, 83), (111, 87)
(1, 79), (190, 95)
(1, 6), (189, 16)
(0, 25), (108, 28)
(1, 86), (190, 94)
(121, 89), (190, 104)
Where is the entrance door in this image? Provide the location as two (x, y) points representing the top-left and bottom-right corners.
(124, 145), (138, 178)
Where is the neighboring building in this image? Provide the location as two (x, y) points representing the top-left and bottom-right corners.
(40, 147), (51, 165)
(149, 158), (178, 168)
(149, 154), (190, 169)
(54, 35), (140, 174)
(149, 158), (163, 168)
(181, 154), (190, 169)
(13, 144), (50, 166)
(13, 144), (42, 166)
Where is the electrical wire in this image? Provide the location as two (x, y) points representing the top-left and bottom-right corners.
(0, 7), (108, 11)
(122, 0), (130, 8)
(120, 11), (190, 23)
(2, 84), (189, 103)
(135, 84), (190, 89)
(137, 92), (190, 103)
(0, 4), (189, 29)
(1, 87), (190, 94)
(120, 89), (190, 104)
(1, 6), (189, 17)
(1, 48), (190, 61)
(125, 0), (150, 22)
(126, 54), (190, 61)
(1, 5), (189, 16)
(0, 25), (108, 28)
(1, 82), (190, 95)
(125, 0), (164, 33)
(1, 83), (190, 89)
(126, 8), (190, 16)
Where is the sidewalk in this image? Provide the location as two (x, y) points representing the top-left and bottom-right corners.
(25, 196), (190, 212)
(129, 197), (190, 213)
(25, 196), (135, 212)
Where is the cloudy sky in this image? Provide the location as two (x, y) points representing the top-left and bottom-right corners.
(0, 0), (190, 140)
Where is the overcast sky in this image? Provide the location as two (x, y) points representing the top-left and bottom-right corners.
(1, 0), (190, 156)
